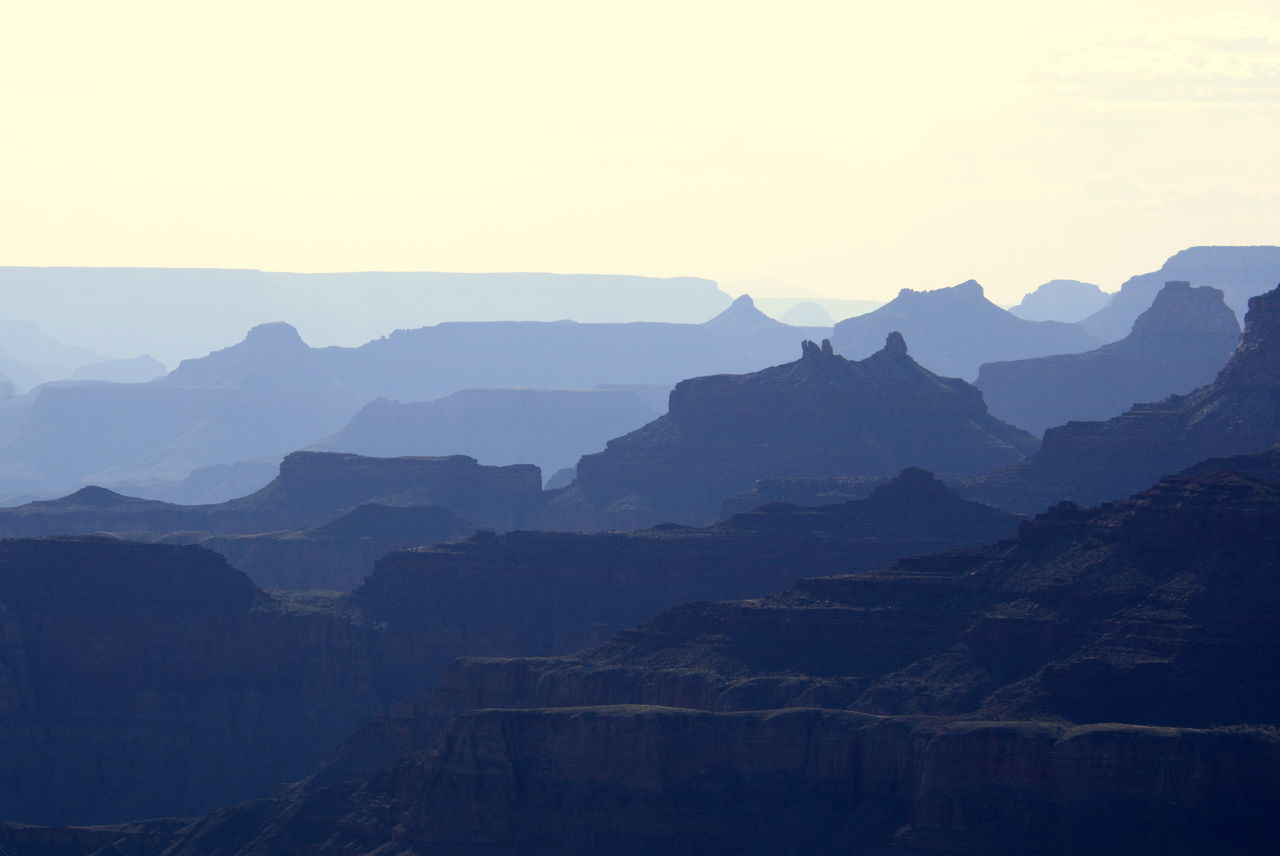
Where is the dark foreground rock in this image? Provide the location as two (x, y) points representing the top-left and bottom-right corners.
(0, 538), (383, 827)
(347, 468), (1022, 693)
(119, 458), (1280, 855)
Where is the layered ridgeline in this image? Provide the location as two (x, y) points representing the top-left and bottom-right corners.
(347, 468), (1020, 683)
(1007, 278), (1109, 323)
(0, 268), (735, 367)
(969, 283), (1280, 511)
(1083, 245), (1280, 342)
(830, 279), (1099, 379)
(976, 281), (1242, 434)
(0, 451), (540, 540)
(0, 298), (824, 502)
(132, 455), (1280, 856)
(313, 388), (659, 479)
(0, 471), (1018, 829)
(543, 335), (1036, 529)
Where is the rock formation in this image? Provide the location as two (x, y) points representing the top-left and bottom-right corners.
(1082, 245), (1280, 341)
(347, 468), (1021, 687)
(545, 335), (1036, 528)
(1008, 278), (1110, 323)
(128, 455), (1280, 855)
(830, 279), (1099, 379)
(0, 306), (836, 501)
(968, 283), (1280, 511)
(0, 537), (384, 826)
(0, 471), (1018, 830)
(194, 503), (475, 591)
(314, 387), (658, 478)
(976, 281), (1241, 434)
(0, 451), (542, 539)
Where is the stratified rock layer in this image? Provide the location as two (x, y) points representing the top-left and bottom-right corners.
(349, 468), (1021, 693)
(147, 457), (1280, 855)
(969, 283), (1280, 511)
(548, 335), (1035, 528)
(0, 538), (384, 826)
(976, 281), (1241, 434)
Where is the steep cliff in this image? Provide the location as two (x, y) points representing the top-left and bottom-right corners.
(145, 456), (1280, 855)
(0, 538), (385, 826)
(976, 281), (1241, 434)
(347, 468), (1021, 696)
(1082, 245), (1280, 342)
(545, 335), (1036, 528)
(969, 283), (1280, 511)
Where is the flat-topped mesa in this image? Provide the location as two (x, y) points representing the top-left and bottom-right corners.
(215, 450), (543, 531)
(975, 281), (1242, 434)
(968, 282), (1280, 512)
(547, 334), (1035, 528)
(0, 451), (544, 539)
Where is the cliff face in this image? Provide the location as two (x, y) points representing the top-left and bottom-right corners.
(976, 281), (1241, 434)
(830, 279), (1099, 379)
(0, 538), (385, 827)
(147, 459), (1280, 856)
(969, 283), (1280, 512)
(347, 468), (1021, 698)
(545, 335), (1035, 528)
(0, 451), (542, 540)
(1082, 245), (1280, 342)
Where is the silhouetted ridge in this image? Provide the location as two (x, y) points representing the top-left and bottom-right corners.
(702, 294), (783, 328)
(976, 281), (1241, 433)
(831, 278), (1098, 378)
(544, 336), (1035, 528)
(969, 283), (1280, 511)
(150, 455), (1280, 856)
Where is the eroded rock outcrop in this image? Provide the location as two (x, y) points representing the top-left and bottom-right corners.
(142, 457), (1280, 855)
(543, 335), (1036, 528)
(346, 468), (1021, 695)
(830, 279), (1099, 379)
(968, 283), (1280, 511)
(976, 281), (1241, 434)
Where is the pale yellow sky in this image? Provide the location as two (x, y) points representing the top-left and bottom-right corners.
(1, 0), (1276, 304)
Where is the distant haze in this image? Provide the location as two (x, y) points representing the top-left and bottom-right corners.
(1, 2), (1276, 306)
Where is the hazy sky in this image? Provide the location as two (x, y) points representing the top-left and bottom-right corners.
(2, 1), (1276, 304)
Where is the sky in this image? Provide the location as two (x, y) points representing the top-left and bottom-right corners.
(1, 0), (1277, 305)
